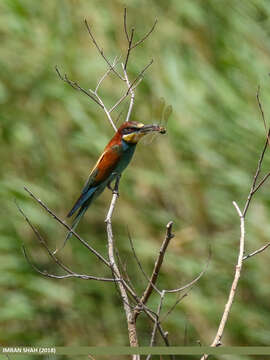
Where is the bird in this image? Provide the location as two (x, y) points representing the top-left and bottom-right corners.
(57, 121), (166, 251)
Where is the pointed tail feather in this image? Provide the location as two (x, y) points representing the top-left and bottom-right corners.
(67, 187), (97, 218)
(54, 185), (103, 254)
(53, 206), (88, 255)
(65, 205), (88, 243)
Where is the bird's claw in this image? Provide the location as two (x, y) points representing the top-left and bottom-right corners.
(107, 174), (121, 196)
(107, 181), (114, 192)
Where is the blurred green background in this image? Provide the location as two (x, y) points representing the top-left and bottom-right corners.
(1, 0), (270, 358)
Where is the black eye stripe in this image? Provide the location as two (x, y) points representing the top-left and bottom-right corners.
(123, 127), (138, 134)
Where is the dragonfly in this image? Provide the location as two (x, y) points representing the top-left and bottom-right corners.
(142, 97), (172, 145)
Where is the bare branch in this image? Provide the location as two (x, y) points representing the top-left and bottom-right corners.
(105, 176), (139, 348)
(123, 8), (130, 42)
(131, 19), (158, 50)
(109, 60), (153, 116)
(55, 66), (102, 107)
(22, 246), (115, 281)
(243, 241), (270, 260)
(95, 56), (119, 93)
(164, 249), (211, 293)
(161, 291), (189, 323)
(89, 88), (117, 132)
(115, 247), (137, 293)
(146, 290), (165, 360)
(128, 59), (154, 90)
(251, 171), (270, 195)
(134, 221), (174, 321)
(141, 221), (174, 301)
(23, 186), (110, 268)
(243, 88), (270, 217)
(122, 64), (135, 122)
(201, 201), (245, 360)
(56, 64), (118, 132)
(16, 200), (118, 282)
(257, 85), (268, 138)
(105, 183), (172, 350)
(127, 229), (161, 296)
(84, 19), (124, 81)
(242, 130), (270, 217)
(124, 27), (134, 70)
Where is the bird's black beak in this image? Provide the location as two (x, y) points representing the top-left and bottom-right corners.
(139, 124), (166, 134)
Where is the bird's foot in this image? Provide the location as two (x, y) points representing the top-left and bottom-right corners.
(107, 181), (114, 192)
(107, 174), (121, 196)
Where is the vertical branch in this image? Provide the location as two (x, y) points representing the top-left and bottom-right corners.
(146, 290), (165, 360)
(201, 202), (245, 360)
(122, 64), (135, 123)
(134, 221), (174, 321)
(105, 177), (139, 353)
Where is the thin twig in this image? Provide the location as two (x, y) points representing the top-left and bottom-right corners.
(131, 19), (158, 49)
(95, 56), (119, 93)
(115, 247), (137, 293)
(257, 85), (268, 138)
(89, 89), (117, 132)
(161, 291), (189, 323)
(251, 171), (270, 195)
(146, 290), (165, 360)
(128, 59), (154, 91)
(17, 202), (117, 282)
(109, 59), (153, 114)
(123, 8), (130, 42)
(201, 201), (245, 360)
(84, 19), (124, 81)
(22, 246), (115, 281)
(242, 88), (270, 217)
(56, 65), (118, 132)
(122, 64), (135, 122)
(243, 241), (270, 260)
(164, 249), (211, 293)
(127, 229), (161, 295)
(55, 66), (102, 108)
(134, 221), (174, 321)
(242, 129), (270, 217)
(23, 186), (110, 268)
(124, 27), (134, 70)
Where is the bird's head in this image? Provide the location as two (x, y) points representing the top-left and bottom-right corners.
(118, 121), (166, 144)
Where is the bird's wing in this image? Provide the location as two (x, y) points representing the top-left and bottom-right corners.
(67, 144), (121, 217)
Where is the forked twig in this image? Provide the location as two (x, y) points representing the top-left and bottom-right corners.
(23, 187), (110, 267)
(134, 221), (174, 321)
(84, 18), (124, 81)
(201, 88), (270, 357)
(55, 66), (101, 107)
(243, 88), (270, 217)
(16, 200), (117, 282)
(109, 59), (153, 114)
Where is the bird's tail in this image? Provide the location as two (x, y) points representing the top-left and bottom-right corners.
(53, 203), (89, 255)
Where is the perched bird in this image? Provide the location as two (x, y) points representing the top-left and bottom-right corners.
(60, 121), (165, 249)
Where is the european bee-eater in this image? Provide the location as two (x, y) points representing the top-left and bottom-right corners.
(65, 121), (165, 240)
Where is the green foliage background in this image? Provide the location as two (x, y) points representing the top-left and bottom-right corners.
(1, 0), (270, 357)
